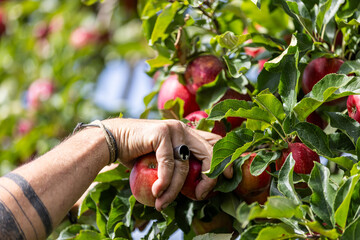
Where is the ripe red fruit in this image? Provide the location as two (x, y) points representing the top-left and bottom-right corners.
(185, 55), (224, 94)
(27, 79), (55, 109)
(180, 156), (202, 200)
(157, 74), (200, 116)
(185, 111), (208, 128)
(243, 28), (265, 58)
(306, 111), (327, 130)
(129, 153), (158, 207)
(347, 95), (360, 123)
(276, 143), (320, 174)
(217, 89), (251, 129)
(234, 153), (271, 198)
(70, 27), (99, 49)
(302, 57), (344, 95)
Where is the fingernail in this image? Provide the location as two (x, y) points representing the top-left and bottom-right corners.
(201, 191), (210, 200)
(161, 202), (169, 210)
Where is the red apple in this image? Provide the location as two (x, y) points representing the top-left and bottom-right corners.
(69, 27), (99, 49)
(184, 111), (208, 128)
(347, 95), (360, 123)
(185, 55), (224, 94)
(17, 119), (34, 136)
(234, 153), (271, 198)
(211, 121), (227, 137)
(276, 142), (320, 174)
(27, 78), (55, 109)
(302, 57), (344, 95)
(180, 156), (202, 200)
(217, 89), (251, 129)
(158, 74), (200, 116)
(306, 111), (327, 129)
(129, 153), (158, 207)
(0, 8), (6, 36)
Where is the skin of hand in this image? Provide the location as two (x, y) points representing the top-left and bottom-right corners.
(103, 118), (232, 211)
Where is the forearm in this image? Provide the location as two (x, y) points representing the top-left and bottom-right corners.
(0, 127), (109, 239)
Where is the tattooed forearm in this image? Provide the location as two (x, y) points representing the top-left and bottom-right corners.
(0, 199), (25, 240)
(4, 173), (53, 236)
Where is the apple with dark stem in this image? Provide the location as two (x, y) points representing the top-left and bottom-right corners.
(276, 142), (320, 174)
(302, 57), (344, 95)
(158, 74), (199, 116)
(185, 55), (224, 94)
(347, 95), (360, 123)
(234, 153), (271, 198)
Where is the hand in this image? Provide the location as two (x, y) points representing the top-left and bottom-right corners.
(103, 118), (231, 211)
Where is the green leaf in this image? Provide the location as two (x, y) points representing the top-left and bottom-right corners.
(341, 217), (360, 240)
(206, 128), (254, 178)
(208, 99), (274, 124)
(213, 31), (250, 50)
(294, 74), (357, 120)
(327, 156), (355, 171)
(334, 175), (360, 229)
(193, 233), (233, 240)
(73, 230), (104, 240)
(253, 89), (286, 122)
(140, 0), (169, 20)
(305, 221), (340, 239)
(338, 60), (360, 76)
(146, 54), (174, 69)
(58, 224), (97, 240)
(221, 193), (241, 219)
(248, 196), (300, 220)
(327, 112), (360, 144)
(309, 162), (336, 227)
(223, 55), (251, 78)
(256, 223), (300, 240)
(150, 2), (181, 45)
(294, 122), (334, 157)
(160, 97), (185, 120)
(214, 157), (247, 192)
(264, 36), (300, 112)
(196, 72), (228, 110)
(95, 164), (130, 183)
(239, 223), (272, 240)
(277, 154), (301, 205)
(250, 150), (280, 176)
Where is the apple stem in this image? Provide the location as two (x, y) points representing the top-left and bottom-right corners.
(352, 106), (357, 115)
(149, 162), (157, 169)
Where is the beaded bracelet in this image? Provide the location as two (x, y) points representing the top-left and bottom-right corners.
(73, 120), (119, 165)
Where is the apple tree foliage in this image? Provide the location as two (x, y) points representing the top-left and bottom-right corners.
(2, 0), (360, 239)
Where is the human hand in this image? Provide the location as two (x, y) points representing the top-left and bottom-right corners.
(103, 118), (232, 211)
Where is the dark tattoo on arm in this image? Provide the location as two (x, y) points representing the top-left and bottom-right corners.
(0, 199), (25, 240)
(0, 184), (39, 240)
(4, 173), (53, 236)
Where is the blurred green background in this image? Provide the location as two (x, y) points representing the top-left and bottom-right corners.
(0, 0), (155, 174)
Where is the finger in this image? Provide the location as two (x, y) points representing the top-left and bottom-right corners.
(183, 128), (217, 200)
(193, 129), (222, 146)
(154, 120), (189, 210)
(151, 125), (175, 199)
(223, 162), (233, 179)
(155, 159), (189, 211)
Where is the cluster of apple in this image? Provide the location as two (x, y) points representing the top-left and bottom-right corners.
(69, 27), (110, 50)
(130, 49), (360, 213)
